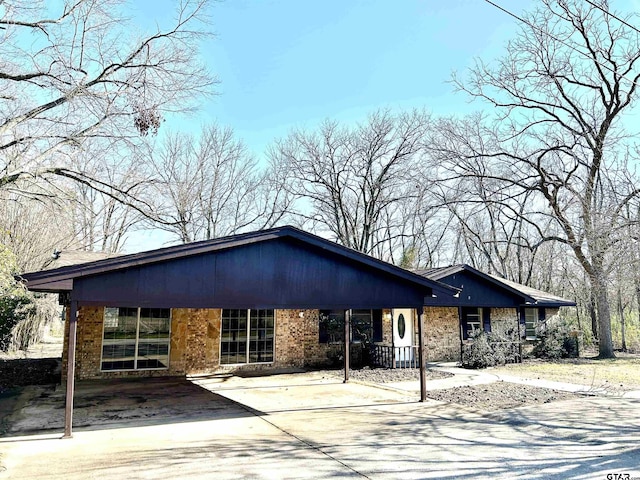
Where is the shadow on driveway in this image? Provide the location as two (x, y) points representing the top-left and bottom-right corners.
(1, 376), (256, 438)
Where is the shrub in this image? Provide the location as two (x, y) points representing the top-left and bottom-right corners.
(462, 331), (495, 369)
(0, 245), (58, 352)
(0, 293), (38, 351)
(462, 323), (522, 369)
(531, 323), (577, 359)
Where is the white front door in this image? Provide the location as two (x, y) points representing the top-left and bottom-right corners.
(392, 309), (414, 365)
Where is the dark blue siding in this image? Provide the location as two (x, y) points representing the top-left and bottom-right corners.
(72, 237), (430, 309)
(438, 271), (525, 307)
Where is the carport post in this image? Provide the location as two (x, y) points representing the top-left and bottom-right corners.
(63, 301), (78, 438)
(418, 307), (427, 402)
(343, 309), (351, 383)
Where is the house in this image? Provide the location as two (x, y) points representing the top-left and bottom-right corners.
(19, 226), (460, 436)
(19, 228), (576, 436)
(415, 264), (577, 360)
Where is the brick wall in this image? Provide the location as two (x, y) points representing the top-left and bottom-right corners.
(63, 306), (222, 380)
(274, 309), (306, 368)
(423, 306), (460, 362)
(62, 305), (474, 379)
(172, 308), (221, 374)
(491, 307), (518, 330)
(61, 306), (104, 381)
(302, 309), (342, 368)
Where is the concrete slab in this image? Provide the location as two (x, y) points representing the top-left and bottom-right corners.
(2, 372), (640, 479)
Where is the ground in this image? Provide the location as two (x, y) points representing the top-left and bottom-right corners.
(490, 355), (640, 391)
(2, 344), (640, 478)
(2, 343), (638, 412)
(2, 372), (639, 479)
(325, 367), (578, 410)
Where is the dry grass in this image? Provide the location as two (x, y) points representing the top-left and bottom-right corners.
(490, 355), (640, 390)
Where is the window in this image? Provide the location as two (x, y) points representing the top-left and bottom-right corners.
(102, 307), (170, 371)
(319, 309), (382, 344)
(524, 308), (537, 339)
(319, 310), (345, 343)
(221, 309), (274, 365)
(462, 307), (482, 340)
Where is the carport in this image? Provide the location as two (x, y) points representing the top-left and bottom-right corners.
(19, 226), (458, 437)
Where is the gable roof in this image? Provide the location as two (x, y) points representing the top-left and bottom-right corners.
(19, 226), (458, 300)
(415, 264), (575, 308)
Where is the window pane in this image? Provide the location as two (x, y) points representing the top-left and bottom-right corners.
(351, 310), (373, 343)
(525, 308), (537, 338)
(221, 309), (249, 364)
(102, 307), (170, 371)
(249, 309), (274, 363)
(319, 310), (344, 344)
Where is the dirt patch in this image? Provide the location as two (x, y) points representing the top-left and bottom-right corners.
(323, 367), (578, 410)
(324, 366), (452, 383)
(425, 381), (577, 410)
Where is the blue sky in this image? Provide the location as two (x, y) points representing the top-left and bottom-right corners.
(128, 0), (639, 252)
(139, 0), (535, 158)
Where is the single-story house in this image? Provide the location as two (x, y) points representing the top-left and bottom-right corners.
(19, 226), (460, 436)
(19, 227), (575, 436)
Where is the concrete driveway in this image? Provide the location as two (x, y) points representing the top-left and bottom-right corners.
(1, 372), (639, 479)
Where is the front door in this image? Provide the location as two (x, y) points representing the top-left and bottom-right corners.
(392, 309), (414, 366)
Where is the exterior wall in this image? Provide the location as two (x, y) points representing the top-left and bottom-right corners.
(63, 306), (335, 380)
(423, 306), (460, 362)
(381, 308), (393, 345)
(172, 308), (221, 374)
(63, 306), (222, 381)
(302, 309), (343, 368)
(274, 309), (306, 368)
(490, 307), (519, 332)
(63, 304), (502, 380)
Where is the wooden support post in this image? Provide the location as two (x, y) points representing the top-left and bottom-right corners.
(343, 309), (351, 383)
(63, 301), (78, 439)
(418, 307), (427, 402)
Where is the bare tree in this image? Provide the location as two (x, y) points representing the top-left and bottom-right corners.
(0, 0), (215, 210)
(0, 194), (79, 272)
(432, 0), (640, 358)
(270, 109), (432, 258)
(67, 148), (148, 252)
(145, 125), (291, 243)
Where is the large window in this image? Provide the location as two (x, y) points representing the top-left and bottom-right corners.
(102, 307), (171, 371)
(221, 309), (274, 365)
(319, 309), (382, 344)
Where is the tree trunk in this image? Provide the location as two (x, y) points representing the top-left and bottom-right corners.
(592, 270), (615, 358)
(589, 290), (598, 341)
(617, 285), (627, 352)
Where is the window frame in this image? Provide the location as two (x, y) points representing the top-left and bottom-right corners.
(100, 307), (171, 372)
(524, 307), (538, 340)
(462, 307), (483, 340)
(220, 309), (275, 365)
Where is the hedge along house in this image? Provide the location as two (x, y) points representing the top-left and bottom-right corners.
(415, 264), (577, 361)
(19, 226), (459, 437)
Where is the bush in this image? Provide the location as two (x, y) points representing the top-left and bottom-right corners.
(0, 245), (58, 352)
(462, 331), (494, 369)
(462, 324), (521, 369)
(531, 323), (577, 359)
